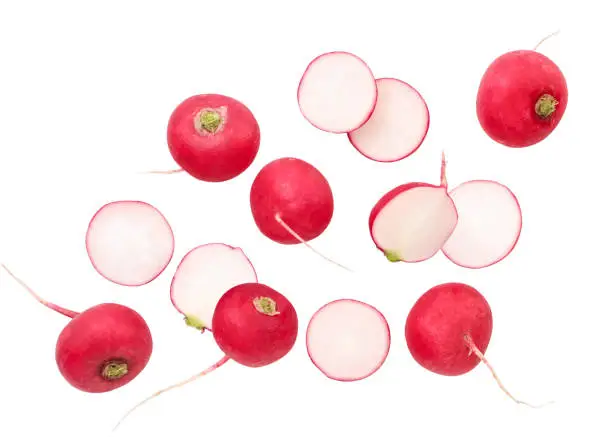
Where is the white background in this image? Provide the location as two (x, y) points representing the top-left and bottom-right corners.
(0, 1), (610, 436)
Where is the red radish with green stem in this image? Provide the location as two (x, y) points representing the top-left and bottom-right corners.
(146, 94), (260, 181)
(307, 299), (390, 381)
(1, 264), (153, 393)
(369, 153), (458, 263)
(170, 243), (258, 332)
(441, 180), (522, 269)
(298, 51), (377, 133)
(86, 200), (175, 287)
(406, 282), (549, 407)
(476, 32), (568, 148)
(348, 78), (430, 162)
(250, 157), (350, 271)
(114, 282), (298, 430)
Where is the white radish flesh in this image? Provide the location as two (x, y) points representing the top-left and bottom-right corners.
(442, 180), (522, 269)
(348, 78), (430, 162)
(306, 299), (390, 382)
(86, 201), (175, 286)
(298, 51), (377, 133)
(170, 243), (257, 331)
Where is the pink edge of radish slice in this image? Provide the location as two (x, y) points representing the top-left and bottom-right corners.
(297, 51), (377, 134)
(170, 243), (258, 331)
(113, 354), (231, 431)
(348, 78), (430, 163)
(306, 299), (390, 382)
(85, 200), (175, 286)
(441, 180), (522, 269)
(371, 154), (458, 263)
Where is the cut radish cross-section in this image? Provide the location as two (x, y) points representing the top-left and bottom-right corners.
(369, 156), (458, 263)
(86, 201), (175, 286)
(442, 180), (522, 269)
(170, 243), (258, 331)
(306, 299), (390, 382)
(297, 51), (377, 133)
(348, 78), (430, 162)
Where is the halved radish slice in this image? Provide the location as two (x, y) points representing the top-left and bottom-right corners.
(442, 180), (522, 269)
(369, 155), (458, 263)
(306, 299), (390, 382)
(297, 51), (377, 133)
(86, 201), (175, 286)
(348, 78), (430, 162)
(170, 243), (258, 331)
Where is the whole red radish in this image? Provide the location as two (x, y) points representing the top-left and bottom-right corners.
(167, 94), (260, 182)
(476, 50), (568, 148)
(369, 153), (458, 263)
(114, 282), (298, 430)
(406, 282), (545, 406)
(1, 264), (153, 393)
(249, 157), (348, 270)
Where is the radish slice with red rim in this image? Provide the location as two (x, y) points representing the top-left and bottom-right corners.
(298, 51), (377, 133)
(86, 201), (175, 286)
(348, 78), (430, 162)
(442, 180), (522, 269)
(306, 299), (390, 382)
(170, 243), (258, 331)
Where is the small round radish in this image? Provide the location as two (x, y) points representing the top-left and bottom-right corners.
(297, 51), (377, 133)
(348, 78), (430, 162)
(442, 180), (522, 269)
(114, 282), (298, 429)
(86, 200), (174, 286)
(406, 282), (545, 406)
(306, 299), (390, 382)
(170, 243), (258, 332)
(476, 49), (568, 148)
(2, 264), (153, 393)
(166, 93), (260, 181)
(369, 154), (458, 263)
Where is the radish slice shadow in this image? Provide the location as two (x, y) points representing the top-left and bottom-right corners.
(442, 180), (522, 269)
(297, 51), (377, 133)
(306, 299), (390, 381)
(86, 201), (175, 286)
(369, 154), (458, 263)
(170, 243), (258, 331)
(348, 78), (430, 162)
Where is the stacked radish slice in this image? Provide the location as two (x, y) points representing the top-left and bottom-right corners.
(298, 51), (429, 162)
(369, 154), (522, 269)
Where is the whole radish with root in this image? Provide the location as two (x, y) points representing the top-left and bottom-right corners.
(145, 93), (260, 182)
(405, 282), (551, 407)
(114, 282), (298, 430)
(1, 264), (153, 393)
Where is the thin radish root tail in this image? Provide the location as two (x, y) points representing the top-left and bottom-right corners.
(440, 151), (448, 188)
(139, 168), (184, 175)
(112, 355), (231, 432)
(464, 334), (553, 408)
(274, 213), (353, 272)
(0, 264), (79, 318)
(534, 30), (561, 51)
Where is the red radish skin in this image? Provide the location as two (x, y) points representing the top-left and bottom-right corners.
(348, 78), (430, 162)
(298, 51), (377, 133)
(165, 94), (260, 182)
(306, 299), (390, 382)
(406, 282), (545, 406)
(86, 200), (175, 287)
(369, 154), (458, 263)
(1, 264), (153, 393)
(170, 243), (258, 332)
(442, 180), (522, 269)
(250, 157), (350, 270)
(114, 282), (298, 430)
(476, 50), (568, 148)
